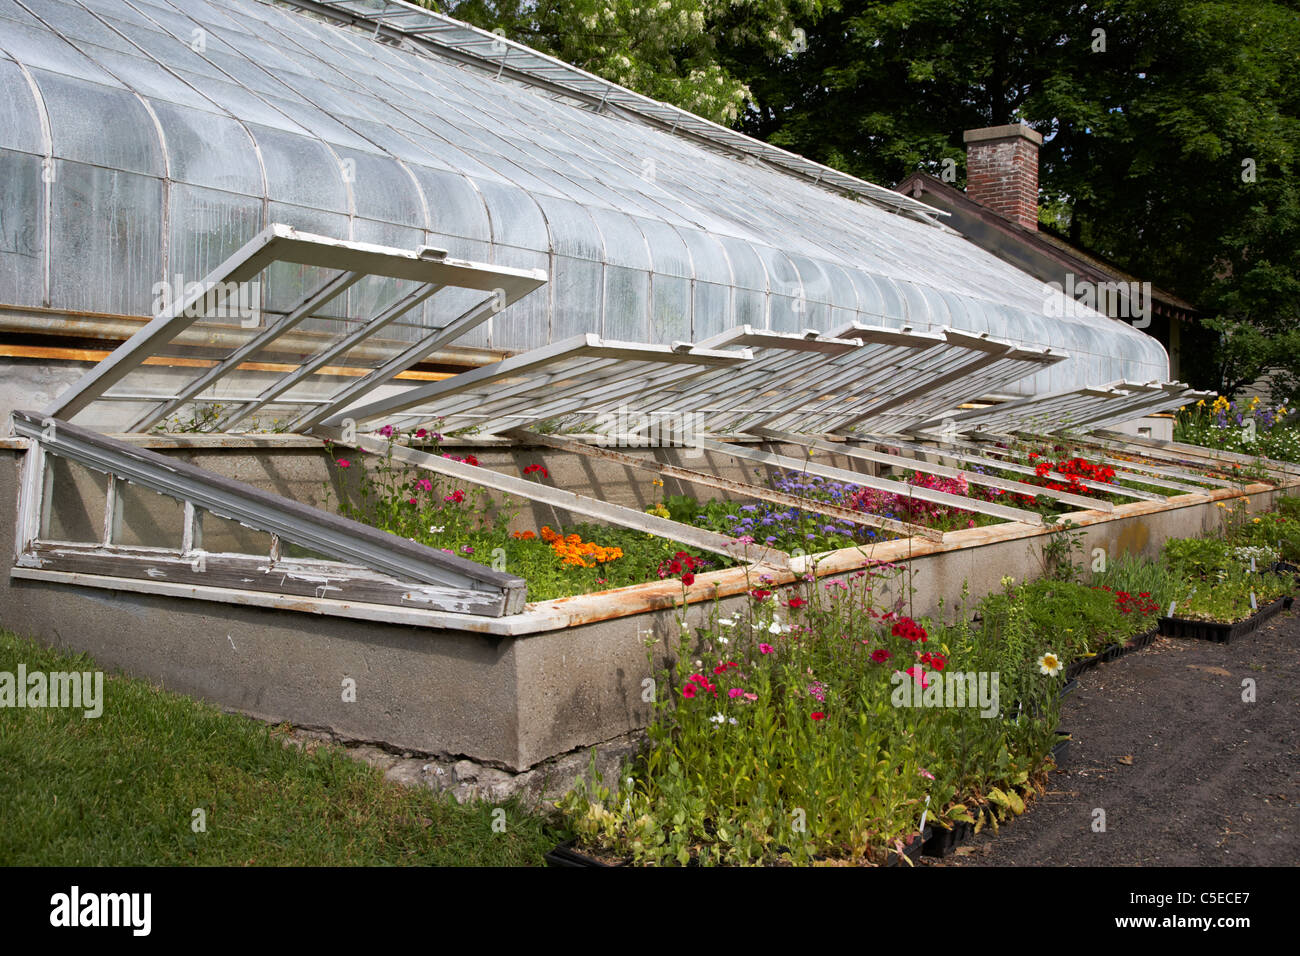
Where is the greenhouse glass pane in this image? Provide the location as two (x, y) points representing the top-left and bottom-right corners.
(550, 255), (604, 341)
(151, 100), (263, 193)
(0, 150), (45, 307)
(250, 125), (349, 213)
(49, 162), (163, 317)
(475, 179), (549, 252)
(335, 149), (426, 227)
(166, 183), (264, 288)
(34, 68), (163, 175)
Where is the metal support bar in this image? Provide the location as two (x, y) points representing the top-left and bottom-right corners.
(129, 270), (364, 432)
(215, 281), (443, 431)
(1093, 429), (1300, 478)
(754, 427), (1114, 512)
(692, 437), (1045, 526)
(856, 433), (1168, 503)
(325, 429), (791, 569)
(1014, 431), (1235, 490)
(510, 429), (944, 542)
(961, 434), (1206, 495)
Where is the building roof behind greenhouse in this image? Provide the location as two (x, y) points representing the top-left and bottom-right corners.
(0, 0), (1169, 397)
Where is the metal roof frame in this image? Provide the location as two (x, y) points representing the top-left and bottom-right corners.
(927, 381), (1213, 437)
(284, 0), (948, 223)
(320, 333), (753, 434)
(44, 224), (548, 432)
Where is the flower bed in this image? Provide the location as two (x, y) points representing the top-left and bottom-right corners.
(558, 564), (1066, 866)
(552, 492), (1300, 866)
(1176, 395), (1300, 465)
(323, 430), (1034, 601)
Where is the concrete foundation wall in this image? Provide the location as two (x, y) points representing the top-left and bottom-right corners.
(2, 443), (1292, 771)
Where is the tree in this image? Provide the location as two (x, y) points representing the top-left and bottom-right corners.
(727, 0), (1300, 398)
(436, 1), (826, 125)
(431, 0), (1300, 397)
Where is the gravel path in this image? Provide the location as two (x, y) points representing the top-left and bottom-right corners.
(941, 608), (1300, 866)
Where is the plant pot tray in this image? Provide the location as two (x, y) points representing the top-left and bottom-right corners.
(1158, 595), (1293, 645)
(544, 839), (629, 867)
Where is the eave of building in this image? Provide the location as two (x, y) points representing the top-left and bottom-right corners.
(895, 172), (1198, 320)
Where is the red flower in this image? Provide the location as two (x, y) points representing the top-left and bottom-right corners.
(681, 572), (695, 587)
(750, 588), (772, 601)
(524, 464), (548, 478)
(810, 712), (826, 721)
(786, 597), (808, 609)
(890, 617), (928, 643)
(681, 684), (697, 699)
(336, 458), (351, 468)
(870, 649), (892, 663)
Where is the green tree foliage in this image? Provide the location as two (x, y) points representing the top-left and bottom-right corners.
(730, 0), (1300, 397)
(437, 1), (826, 124)
(429, 0), (1299, 397)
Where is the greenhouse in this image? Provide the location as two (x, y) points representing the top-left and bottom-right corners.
(1, 0), (1294, 776)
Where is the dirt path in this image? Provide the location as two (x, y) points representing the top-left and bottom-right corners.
(942, 609), (1300, 866)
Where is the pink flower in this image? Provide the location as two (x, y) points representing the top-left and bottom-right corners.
(728, 688), (744, 699)
(743, 692), (757, 701)
(417, 478), (432, 492)
(904, 665), (930, 689)
(918, 768), (935, 780)
(379, 425), (394, 438)
(758, 643), (774, 655)
(415, 429), (428, 439)
(408, 497), (417, 505)
(682, 684), (697, 699)
(335, 458), (351, 468)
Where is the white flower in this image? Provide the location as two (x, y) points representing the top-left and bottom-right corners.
(718, 617), (736, 627)
(1038, 652), (1062, 677)
(709, 712), (737, 726)
(430, 525), (444, 534)
(717, 635), (729, 645)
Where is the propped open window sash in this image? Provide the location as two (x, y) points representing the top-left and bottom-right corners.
(10, 411), (527, 617)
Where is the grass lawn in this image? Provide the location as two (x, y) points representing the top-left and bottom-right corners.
(0, 629), (562, 866)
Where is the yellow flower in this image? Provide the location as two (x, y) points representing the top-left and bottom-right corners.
(1253, 517), (1261, 524)
(652, 479), (664, 487)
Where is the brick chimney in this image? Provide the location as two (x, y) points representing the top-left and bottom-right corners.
(963, 124), (1042, 230)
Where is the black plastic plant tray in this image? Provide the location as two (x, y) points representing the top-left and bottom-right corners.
(886, 826), (932, 866)
(1158, 595), (1293, 645)
(922, 820), (972, 858)
(1050, 730), (1071, 769)
(1064, 654), (1100, 680)
(1123, 626), (1159, 654)
(544, 839), (629, 868)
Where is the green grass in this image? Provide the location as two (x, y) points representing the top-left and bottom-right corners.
(0, 630), (562, 865)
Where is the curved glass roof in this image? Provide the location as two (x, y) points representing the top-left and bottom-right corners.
(0, 0), (1170, 392)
